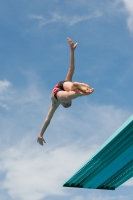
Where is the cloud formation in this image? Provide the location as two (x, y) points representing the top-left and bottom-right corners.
(1, 131), (132, 200)
(0, 80), (11, 95)
(118, 0), (133, 32)
(123, 178), (133, 186)
(0, 80), (12, 110)
(0, 140), (95, 200)
(72, 193), (132, 200)
(29, 11), (102, 27)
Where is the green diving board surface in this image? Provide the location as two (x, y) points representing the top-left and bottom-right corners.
(63, 115), (133, 190)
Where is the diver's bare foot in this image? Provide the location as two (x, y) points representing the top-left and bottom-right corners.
(86, 88), (94, 94)
(75, 88), (94, 96)
(73, 82), (89, 92)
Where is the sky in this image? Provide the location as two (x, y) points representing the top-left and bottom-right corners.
(0, 0), (133, 200)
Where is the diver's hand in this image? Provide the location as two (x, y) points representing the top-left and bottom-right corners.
(37, 135), (46, 146)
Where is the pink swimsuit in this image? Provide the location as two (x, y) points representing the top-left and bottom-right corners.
(53, 81), (72, 108)
(53, 81), (66, 100)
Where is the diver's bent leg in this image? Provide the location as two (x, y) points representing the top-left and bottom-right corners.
(57, 88), (94, 102)
(63, 81), (73, 92)
(57, 91), (79, 102)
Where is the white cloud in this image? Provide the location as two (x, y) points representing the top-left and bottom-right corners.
(88, 194), (115, 200)
(0, 80), (11, 97)
(123, 178), (133, 186)
(117, 0), (133, 32)
(0, 139), (95, 200)
(29, 11), (102, 27)
(27, 0), (133, 33)
(0, 73), (49, 112)
(0, 80), (11, 95)
(87, 194), (127, 200)
(0, 80), (12, 109)
(29, 15), (44, 20)
(0, 103), (9, 110)
(72, 195), (84, 200)
(122, 0), (133, 32)
(72, 193), (128, 200)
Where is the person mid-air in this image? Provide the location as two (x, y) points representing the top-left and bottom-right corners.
(37, 37), (94, 145)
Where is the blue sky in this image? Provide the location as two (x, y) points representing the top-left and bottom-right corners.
(0, 0), (133, 200)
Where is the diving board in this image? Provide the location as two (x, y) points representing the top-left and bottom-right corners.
(63, 115), (133, 190)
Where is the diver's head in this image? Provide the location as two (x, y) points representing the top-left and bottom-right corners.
(61, 101), (72, 108)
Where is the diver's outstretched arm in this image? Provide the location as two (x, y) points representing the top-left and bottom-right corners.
(37, 102), (60, 145)
(65, 38), (78, 82)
